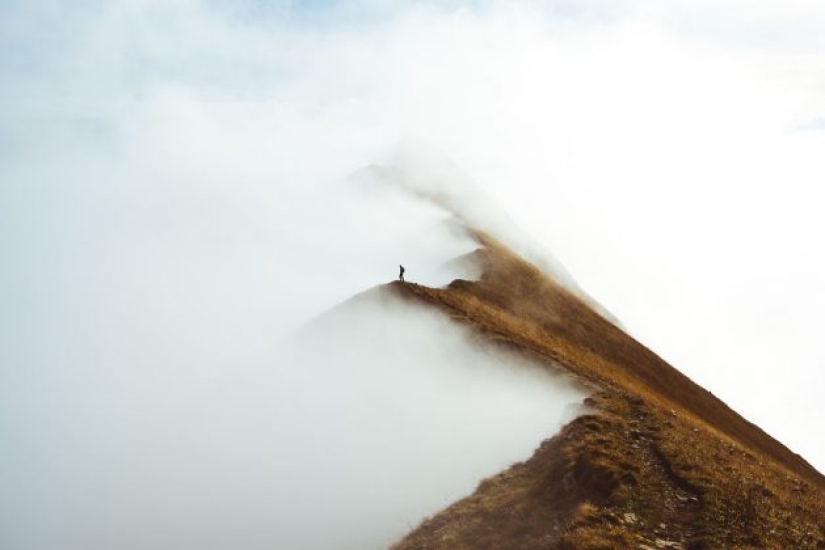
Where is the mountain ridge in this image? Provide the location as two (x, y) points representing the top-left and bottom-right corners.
(390, 234), (825, 548)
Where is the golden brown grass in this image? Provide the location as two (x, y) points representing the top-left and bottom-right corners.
(390, 236), (825, 549)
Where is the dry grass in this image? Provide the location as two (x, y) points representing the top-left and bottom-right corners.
(391, 236), (825, 549)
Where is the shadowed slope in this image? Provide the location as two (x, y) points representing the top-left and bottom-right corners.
(392, 236), (825, 549)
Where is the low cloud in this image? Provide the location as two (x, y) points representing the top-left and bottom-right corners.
(1, 17), (587, 543)
(0, 223), (585, 549)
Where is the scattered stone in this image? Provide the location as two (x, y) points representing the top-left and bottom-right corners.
(623, 512), (637, 524)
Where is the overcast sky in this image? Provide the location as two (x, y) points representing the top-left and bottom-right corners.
(2, 0), (825, 546)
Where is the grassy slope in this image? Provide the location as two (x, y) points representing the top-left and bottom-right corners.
(391, 238), (825, 549)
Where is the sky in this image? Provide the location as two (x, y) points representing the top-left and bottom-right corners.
(2, 0), (825, 546)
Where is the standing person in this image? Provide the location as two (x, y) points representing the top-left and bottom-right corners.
(399, 265), (405, 282)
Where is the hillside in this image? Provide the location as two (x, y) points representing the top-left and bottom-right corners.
(391, 234), (825, 549)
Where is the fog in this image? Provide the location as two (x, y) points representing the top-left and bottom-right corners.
(0, 31), (588, 544)
(1, 252), (585, 549)
(1, 122), (589, 548)
(3, 0), (825, 547)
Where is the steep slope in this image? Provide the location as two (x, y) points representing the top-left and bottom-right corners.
(392, 235), (825, 549)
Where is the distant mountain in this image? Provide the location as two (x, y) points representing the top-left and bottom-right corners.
(390, 232), (825, 549)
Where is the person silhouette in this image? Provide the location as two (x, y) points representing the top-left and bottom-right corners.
(399, 265), (405, 282)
